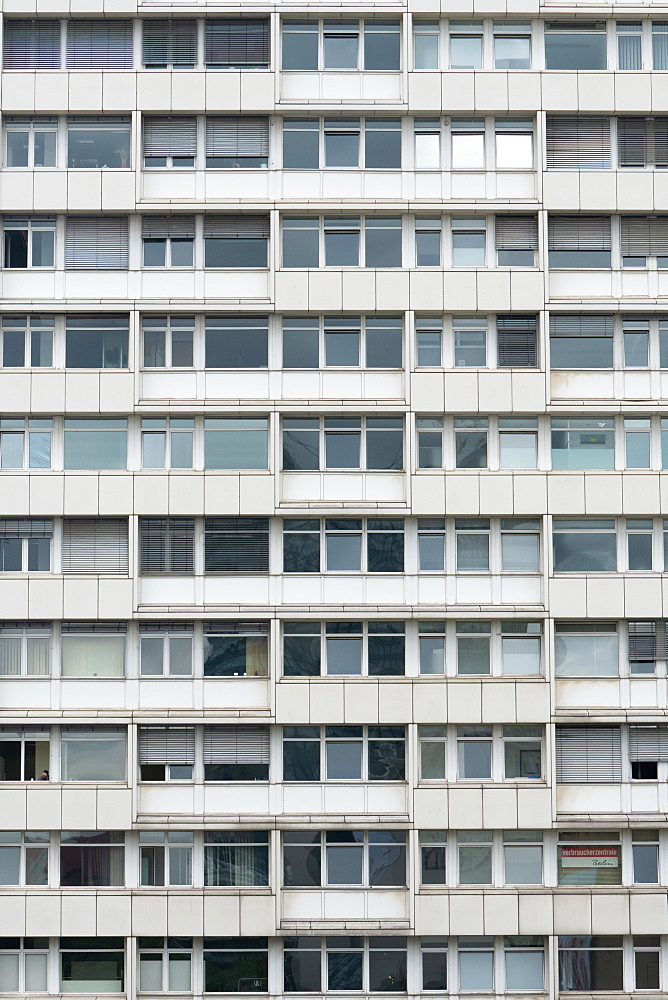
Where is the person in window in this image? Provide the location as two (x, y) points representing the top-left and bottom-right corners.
(38, 770), (49, 780)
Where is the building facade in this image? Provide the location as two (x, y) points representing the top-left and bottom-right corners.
(1, 1), (668, 997)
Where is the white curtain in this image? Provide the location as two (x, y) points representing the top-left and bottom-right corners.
(61, 636), (125, 677)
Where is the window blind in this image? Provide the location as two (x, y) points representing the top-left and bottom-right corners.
(555, 725), (622, 783)
(628, 620), (657, 662)
(0, 519), (52, 537)
(205, 19), (269, 67)
(496, 314), (537, 367)
(548, 216), (612, 250)
(494, 215), (538, 250)
(203, 621), (269, 635)
(138, 621), (195, 634)
(203, 725), (270, 764)
(203, 215), (270, 239)
(204, 517), (269, 573)
(628, 725), (668, 762)
(143, 117), (198, 158)
(138, 726), (195, 764)
(61, 621), (127, 633)
(65, 216), (129, 270)
(545, 116), (612, 169)
(66, 19), (133, 70)
(3, 19), (61, 69)
(620, 216), (668, 256)
(618, 117), (668, 167)
(62, 518), (128, 574)
(205, 117), (269, 157)
(142, 19), (197, 66)
(140, 518), (195, 574)
(141, 215), (196, 239)
(549, 314), (615, 337)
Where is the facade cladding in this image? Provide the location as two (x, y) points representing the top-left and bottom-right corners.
(4, 0), (668, 998)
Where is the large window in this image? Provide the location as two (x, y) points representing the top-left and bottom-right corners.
(140, 518), (195, 575)
(282, 726), (405, 782)
(139, 623), (193, 677)
(549, 314), (614, 369)
(203, 214), (269, 268)
(282, 19), (401, 71)
(558, 937), (623, 992)
(557, 831), (621, 886)
(61, 518), (128, 575)
(67, 117), (131, 168)
(282, 315), (402, 369)
(65, 314), (129, 368)
(203, 621), (268, 677)
(60, 830), (124, 886)
(204, 418), (269, 469)
(283, 118), (401, 169)
(139, 832), (193, 886)
(60, 938), (125, 993)
(283, 830), (406, 887)
(205, 518), (270, 573)
(205, 315), (268, 368)
(138, 938), (193, 993)
(419, 725), (543, 781)
(548, 216), (612, 268)
(60, 623), (126, 678)
(0, 938), (50, 993)
(205, 19), (269, 67)
(415, 314), (537, 369)
(138, 726), (195, 782)
(203, 725), (270, 781)
(551, 417), (614, 470)
(282, 216), (403, 268)
(283, 518), (404, 574)
(63, 419), (127, 470)
(554, 622), (619, 677)
(552, 519), (617, 572)
(60, 727), (126, 781)
(204, 938), (268, 993)
(544, 21), (607, 70)
(284, 937), (407, 993)
(283, 621), (405, 677)
(283, 417), (403, 471)
(204, 832), (269, 886)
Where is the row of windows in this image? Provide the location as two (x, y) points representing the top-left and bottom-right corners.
(6, 16), (668, 74)
(3, 827), (665, 890)
(8, 933), (657, 997)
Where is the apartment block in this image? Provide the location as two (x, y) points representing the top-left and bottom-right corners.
(1, 0), (668, 998)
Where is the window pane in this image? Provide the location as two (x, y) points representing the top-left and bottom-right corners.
(459, 950), (493, 989)
(504, 845), (542, 884)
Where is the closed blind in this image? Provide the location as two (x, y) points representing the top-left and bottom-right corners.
(618, 117), (668, 167)
(546, 116), (612, 169)
(204, 517), (269, 573)
(205, 19), (269, 67)
(65, 216), (129, 269)
(628, 620), (657, 662)
(548, 216), (612, 250)
(203, 725), (270, 763)
(205, 117), (269, 157)
(0, 519), (53, 537)
(494, 215), (538, 250)
(138, 726), (196, 764)
(143, 117), (198, 158)
(496, 314), (537, 367)
(66, 19), (133, 69)
(203, 621), (269, 635)
(555, 725), (622, 783)
(549, 314), (615, 337)
(629, 725), (668, 761)
(142, 19), (197, 66)
(3, 19), (61, 69)
(620, 216), (668, 256)
(141, 215), (196, 239)
(140, 518), (195, 574)
(62, 518), (128, 574)
(203, 215), (270, 239)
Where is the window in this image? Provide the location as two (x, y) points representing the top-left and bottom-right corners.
(654, 22), (668, 69)
(204, 518), (270, 573)
(204, 418), (269, 469)
(618, 22), (643, 70)
(3, 216), (55, 268)
(140, 518), (195, 574)
(503, 831), (543, 885)
(203, 621), (268, 677)
(416, 621), (541, 676)
(0, 518), (51, 572)
(627, 620), (660, 675)
(143, 116), (197, 167)
(417, 519), (445, 571)
(459, 936), (494, 989)
(0, 418), (52, 469)
(139, 832), (193, 886)
(205, 19), (269, 68)
(555, 622), (619, 677)
(204, 938), (268, 993)
(142, 215), (195, 267)
(494, 215), (537, 266)
(451, 119), (485, 169)
(138, 726), (195, 781)
(495, 119), (533, 169)
(629, 724), (668, 780)
(60, 727), (126, 781)
(204, 315), (267, 368)
(60, 938), (124, 993)
(65, 215), (129, 269)
(548, 216), (612, 268)
(204, 214), (269, 268)
(549, 314), (614, 369)
(205, 832), (269, 886)
(1, 315), (53, 368)
(142, 19), (197, 68)
(65, 314), (129, 368)
(4, 117), (57, 167)
(283, 518), (404, 573)
(61, 622), (126, 678)
(493, 22), (531, 69)
(283, 726), (406, 781)
(63, 418), (127, 470)
(557, 831), (621, 887)
(3, 18), (60, 68)
(552, 519), (617, 572)
(283, 416), (403, 471)
(284, 937), (407, 993)
(452, 518), (540, 573)
(0, 727), (50, 781)
(283, 118), (401, 170)
(499, 418), (538, 468)
(419, 831), (447, 885)
(281, 19), (401, 71)
(282, 216), (403, 268)
(60, 830), (124, 886)
(545, 21), (607, 70)
(551, 417), (614, 470)
(282, 315), (402, 370)
(449, 22), (483, 69)
(415, 314), (537, 369)
(413, 21), (439, 69)
(0, 938), (49, 993)
(618, 117), (668, 167)
(456, 621), (491, 674)
(67, 116), (130, 168)
(419, 725), (543, 781)
(0, 831), (48, 886)
(206, 116), (269, 168)
(142, 417), (194, 469)
(138, 938), (193, 993)
(558, 937), (623, 992)
(452, 216), (485, 266)
(621, 215), (668, 269)
(458, 726), (493, 779)
(203, 725), (270, 780)
(623, 319), (650, 367)
(626, 518), (655, 570)
(546, 116), (612, 169)
(283, 831), (405, 887)
(283, 621), (405, 677)
(633, 830), (659, 884)
(66, 19), (132, 69)
(0, 623), (50, 677)
(139, 623), (193, 677)
(555, 725), (622, 783)
(143, 315), (194, 367)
